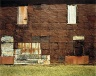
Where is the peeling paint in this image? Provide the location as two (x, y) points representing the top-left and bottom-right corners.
(18, 43), (41, 54)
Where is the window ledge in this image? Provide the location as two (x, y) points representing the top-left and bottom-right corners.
(67, 23), (77, 25)
(16, 24), (28, 29)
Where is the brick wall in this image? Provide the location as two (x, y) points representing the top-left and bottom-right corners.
(0, 4), (96, 63)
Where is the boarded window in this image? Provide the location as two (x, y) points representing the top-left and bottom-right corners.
(41, 36), (49, 42)
(68, 5), (77, 24)
(1, 36), (14, 56)
(17, 6), (28, 25)
(32, 36), (49, 42)
(18, 43), (41, 54)
(32, 36), (41, 43)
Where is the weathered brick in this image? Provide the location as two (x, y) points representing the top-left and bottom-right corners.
(40, 30), (50, 36)
(49, 23), (67, 30)
(0, 4), (96, 63)
(50, 42), (59, 50)
(32, 23), (41, 30)
(32, 30), (41, 36)
(42, 49), (50, 55)
(1, 7), (17, 17)
(41, 42), (50, 49)
(40, 22), (49, 30)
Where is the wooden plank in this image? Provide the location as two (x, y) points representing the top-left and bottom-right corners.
(17, 6), (27, 25)
(1, 56), (14, 64)
(65, 56), (89, 64)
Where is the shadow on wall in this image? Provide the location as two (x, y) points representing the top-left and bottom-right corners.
(1, 0), (96, 7)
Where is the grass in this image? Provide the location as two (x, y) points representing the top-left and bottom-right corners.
(0, 64), (96, 76)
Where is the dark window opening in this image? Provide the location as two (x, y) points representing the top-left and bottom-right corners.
(73, 40), (84, 56)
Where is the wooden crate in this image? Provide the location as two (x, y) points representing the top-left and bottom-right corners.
(65, 56), (89, 64)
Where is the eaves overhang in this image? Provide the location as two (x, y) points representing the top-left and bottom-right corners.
(0, 0), (96, 7)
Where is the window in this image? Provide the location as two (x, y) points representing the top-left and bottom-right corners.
(17, 6), (28, 25)
(68, 5), (77, 24)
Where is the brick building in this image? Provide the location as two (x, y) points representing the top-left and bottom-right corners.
(0, 0), (96, 64)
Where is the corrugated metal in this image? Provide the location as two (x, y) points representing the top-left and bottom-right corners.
(14, 43), (51, 64)
(18, 43), (41, 54)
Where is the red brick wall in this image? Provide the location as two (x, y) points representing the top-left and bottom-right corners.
(0, 4), (96, 63)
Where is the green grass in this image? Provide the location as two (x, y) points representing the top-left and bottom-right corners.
(0, 65), (96, 76)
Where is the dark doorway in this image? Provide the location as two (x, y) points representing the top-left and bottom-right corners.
(73, 40), (84, 56)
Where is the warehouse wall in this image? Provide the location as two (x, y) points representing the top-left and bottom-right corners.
(0, 4), (96, 63)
